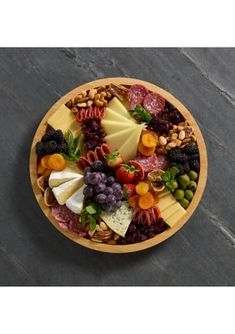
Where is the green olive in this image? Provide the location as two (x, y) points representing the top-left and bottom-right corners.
(178, 174), (190, 187)
(174, 189), (185, 200)
(188, 180), (197, 191)
(185, 189), (194, 201)
(171, 180), (178, 190)
(179, 198), (190, 209)
(188, 170), (198, 181)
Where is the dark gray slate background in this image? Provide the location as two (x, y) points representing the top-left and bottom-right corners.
(0, 48), (234, 286)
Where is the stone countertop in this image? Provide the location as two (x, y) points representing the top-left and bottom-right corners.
(0, 48), (234, 286)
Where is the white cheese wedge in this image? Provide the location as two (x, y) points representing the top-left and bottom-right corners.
(105, 127), (136, 151)
(100, 202), (133, 237)
(52, 177), (84, 205)
(49, 162), (83, 188)
(157, 192), (176, 211)
(118, 124), (144, 161)
(101, 120), (133, 135)
(161, 202), (182, 220)
(164, 206), (186, 228)
(108, 97), (135, 121)
(103, 107), (134, 124)
(65, 184), (86, 214)
(47, 104), (81, 136)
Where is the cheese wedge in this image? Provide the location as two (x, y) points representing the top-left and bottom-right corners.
(52, 177), (84, 205)
(49, 162), (82, 188)
(108, 97), (134, 121)
(100, 202), (132, 237)
(157, 192), (176, 211)
(65, 184), (86, 214)
(161, 202), (182, 220)
(164, 206), (186, 228)
(118, 124), (144, 161)
(101, 120), (133, 135)
(103, 107), (134, 124)
(47, 104), (81, 136)
(105, 127), (136, 151)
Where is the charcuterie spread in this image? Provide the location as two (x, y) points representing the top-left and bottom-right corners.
(33, 80), (203, 248)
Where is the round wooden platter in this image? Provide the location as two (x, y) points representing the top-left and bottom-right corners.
(29, 77), (208, 253)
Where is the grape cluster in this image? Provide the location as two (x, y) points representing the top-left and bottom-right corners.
(148, 107), (184, 135)
(82, 119), (106, 151)
(119, 218), (168, 244)
(83, 160), (123, 212)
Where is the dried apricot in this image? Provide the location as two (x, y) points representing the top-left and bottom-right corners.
(47, 153), (66, 171)
(138, 142), (155, 156)
(141, 133), (157, 148)
(138, 192), (154, 209)
(41, 155), (51, 169)
(42, 169), (52, 177)
(135, 182), (149, 196)
(128, 194), (140, 209)
(37, 163), (46, 175)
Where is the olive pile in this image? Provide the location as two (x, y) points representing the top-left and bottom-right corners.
(173, 170), (198, 209)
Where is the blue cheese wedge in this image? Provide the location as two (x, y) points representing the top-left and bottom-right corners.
(65, 184), (85, 214)
(100, 202), (133, 237)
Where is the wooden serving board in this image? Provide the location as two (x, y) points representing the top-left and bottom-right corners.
(29, 77), (208, 253)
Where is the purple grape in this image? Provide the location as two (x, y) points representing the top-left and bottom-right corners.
(83, 167), (92, 176)
(95, 194), (107, 204)
(100, 173), (107, 184)
(101, 203), (114, 212)
(86, 172), (102, 185)
(104, 187), (113, 196)
(83, 186), (94, 198)
(115, 200), (122, 209)
(94, 183), (106, 193)
(106, 194), (116, 204)
(106, 176), (115, 186)
(84, 172), (92, 184)
(111, 183), (122, 191)
(92, 160), (104, 172)
(114, 189), (123, 200)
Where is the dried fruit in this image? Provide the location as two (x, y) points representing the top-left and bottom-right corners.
(141, 132), (158, 148)
(135, 182), (149, 196)
(47, 153), (66, 171)
(138, 192), (154, 209)
(138, 142), (155, 156)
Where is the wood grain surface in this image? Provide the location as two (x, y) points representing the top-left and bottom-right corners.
(29, 77), (207, 253)
(0, 48), (234, 285)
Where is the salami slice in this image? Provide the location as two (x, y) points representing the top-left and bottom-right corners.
(51, 204), (76, 223)
(127, 84), (149, 110)
(136, 153), (170, 173)
(143, 92), (165, 114)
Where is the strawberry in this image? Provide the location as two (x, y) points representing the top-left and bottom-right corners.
(106, 151), (123, 169)
(123, 183), (136, 198)
(115, 164), (139, 184)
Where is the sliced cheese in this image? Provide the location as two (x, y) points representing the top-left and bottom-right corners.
(157, 192), (176, 211)
(65, 184), (86, 214)
(161, 202), (182, 220)
(103, 107), (134, 124)
(47, 104), (81, 136)
(100, 202), (132, 237)
(108, 97), (135, 121)
(49, 162), (82, 188)
(101, 120), (133, 135)
(52, 177), (84, 205)
(118, 124), (144, 161)
(165, 206), (186, 228)
(105, 127), (136, 151)
(158, 189), (171, 199)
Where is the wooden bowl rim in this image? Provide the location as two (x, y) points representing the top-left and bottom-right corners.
(29, 77), (208, 253)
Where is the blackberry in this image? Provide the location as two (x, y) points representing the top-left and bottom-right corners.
(36, 142), (45, 156)
(168, 110), (184, 125)
(188, 153), (199, 161)
(182, 162), (191, 173)
(168, 149), (188, 163)
(190, 160), (200, 172)
(58, 142), (68, 154)
(182, 143), (199, 155)
(44, 141), (59, 154)
(42, 129), (64, 144)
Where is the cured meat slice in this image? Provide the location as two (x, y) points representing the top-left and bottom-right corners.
(77, 156), (91, 169)
(136, 153), (170, 173)
(100, 143), (111, 157)
(143, 92), (165, 114)
(127, 84), (149, 109)
(87, 151), (98, 164)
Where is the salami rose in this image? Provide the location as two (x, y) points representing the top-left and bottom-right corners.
(136, 153), (170, 173)
(143, 92), (165, 114)
(127, 84), (149, 109)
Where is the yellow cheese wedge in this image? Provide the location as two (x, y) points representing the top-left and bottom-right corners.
(157, 192), (176, 211)
(161, 202), (183, 220)
(105, 127), (136, 151)
(101, 120), (133, 135)
(118, 124), (144, 161)
(108, 97), (135, 121)
(158, 189), (170, 199)
(103, 107), (134, 124)
(47, 104), (81, 136)
(164, 206), (186, 228)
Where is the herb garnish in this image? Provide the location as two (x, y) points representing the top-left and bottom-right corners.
(81, 202), (101, 230)
(161, 166), (180, 192)
(62, 130), (85, 162)
(129, 104), (152, 123)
